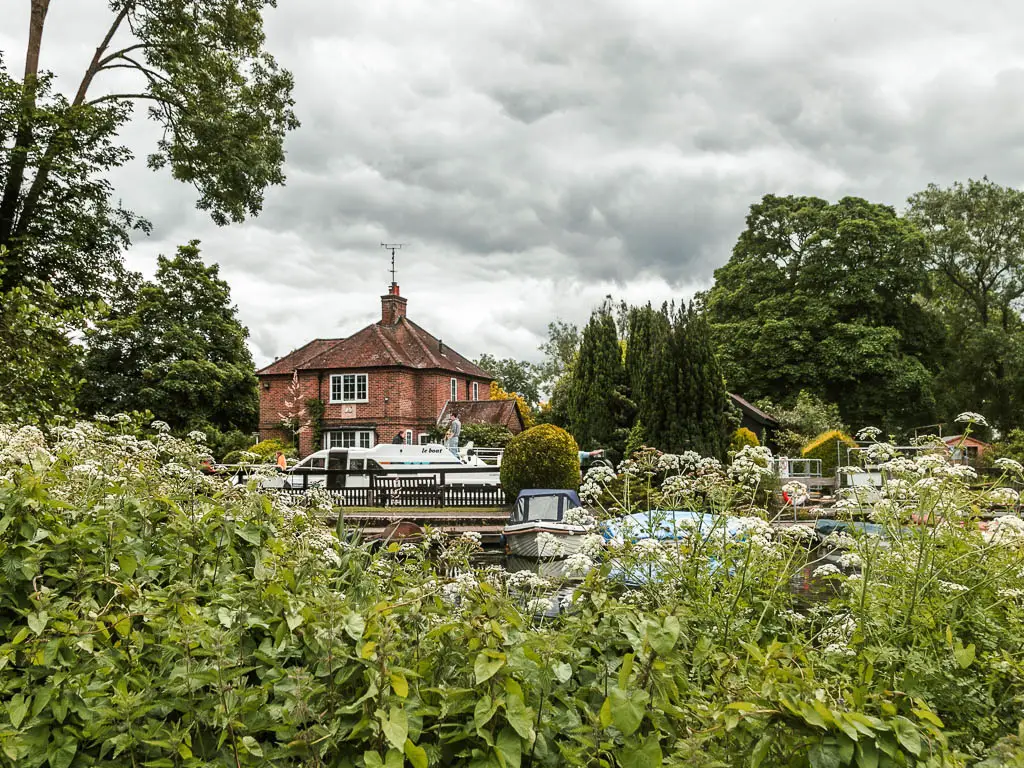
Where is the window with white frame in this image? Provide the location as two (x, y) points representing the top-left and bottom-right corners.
(472, 381), (479, 401)
(329, 373), (368, 403)
(450, 377), (457, 401)
(405, 429), (413, 445)
(325, 430), (374, 449)
(418, 433), (429, 445)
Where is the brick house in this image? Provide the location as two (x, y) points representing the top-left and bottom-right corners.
(257, 284), (495, 456)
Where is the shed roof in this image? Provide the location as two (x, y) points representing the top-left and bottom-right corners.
(440, 399), (525, 431)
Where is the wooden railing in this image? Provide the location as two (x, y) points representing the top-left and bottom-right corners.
(231, 466), (510, 508)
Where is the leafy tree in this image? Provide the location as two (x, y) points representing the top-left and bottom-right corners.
(0, 0), (298, 304)
(758, 390), (846, 456)
(907, 179), (1024, 431)
(488, 381), (535, 429)
(705, 194), (943, 431)
(0, 250), (84, 425)
(474, 354), (541, 406)
(537, 320), (580, 390)
(567, 304), (633, 456)
(78, 240), (258, 432)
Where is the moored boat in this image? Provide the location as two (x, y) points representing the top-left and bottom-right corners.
(502, 489), (590, 558)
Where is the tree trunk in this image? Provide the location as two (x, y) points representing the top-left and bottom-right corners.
(0, 0), (51, 285)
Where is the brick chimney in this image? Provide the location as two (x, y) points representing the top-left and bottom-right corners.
(380, 283), (408, 325)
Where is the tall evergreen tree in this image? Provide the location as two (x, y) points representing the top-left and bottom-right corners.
(567, 304), (632, 456)
(624, 303), (670, 448)
(78, 240), (258, 432)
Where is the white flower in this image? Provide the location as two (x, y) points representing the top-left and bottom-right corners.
(563, 507), (597, 529)
(938, 580), (969, 595)
(863, 442), (898, 465)
(994, 458), (1024, 476)
(988, 487), (1020, 506)
(187, 430), (207, 443)
(836, 552), (863, 569)
(535, 532), (565, 557)
(460, 531), (482, 544)
(955, 411), (988, 427)
(150, 420), (171, 433)
(782, 481), (809, 499)
(580, 533), (606, 557)
(856, 426), (883, 441)
(813, 564), (842, 578)
(564, 552), (594, 576)
(527, 597), (554, 615)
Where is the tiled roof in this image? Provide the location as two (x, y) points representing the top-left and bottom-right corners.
(257, 317), (492, 378)
(440, 399), (524, 430)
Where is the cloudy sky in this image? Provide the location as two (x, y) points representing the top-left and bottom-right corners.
(5, 1), (1024, 368)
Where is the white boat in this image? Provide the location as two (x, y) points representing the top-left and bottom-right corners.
(261, 442), (500, 490)
(502, 490), (590, 558)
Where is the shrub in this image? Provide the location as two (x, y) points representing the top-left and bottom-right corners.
(730, 427), (760, 454)
(801, 429), (856, 477)
(759, 391), (846, 456)
(460, 423), (514, 448)
(500, 423), (580, 496)
(624, 421), (648, 458)
(224, 437), (294, 464)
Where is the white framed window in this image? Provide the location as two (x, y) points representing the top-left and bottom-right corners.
(329, 373), (368, 403)
(418, 433), (429, 445)
(472, 381), (479, 401)
(325, 430), (374, 449)
(405, 429), (413, 445)
(450, 377), (457, 402)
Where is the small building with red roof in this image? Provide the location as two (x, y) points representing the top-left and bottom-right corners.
(257, 283), (496, 456)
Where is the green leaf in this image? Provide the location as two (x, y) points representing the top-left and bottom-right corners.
(475, 651), (506, 684)
(618, 653), (634, 689)
(599, 696), (612, 728)
(504, 691), (535, 743)
(495, 728), (522, 768)
(116, 553), (137, 577)
(621, 734), (662, 768)
(236, 523), (262, 545)
(608, 688), (646, 736)
(27, 611), (48, 636)
(475, 695), (499, 731)
(6, 695), (29, 729)
(892, 717), (922, 757)
(953, 641), (976, 669)
(48, 738), (77, 768)
(364, 752), (384, 768)
(390, 672), (409, 698)
(286, 612), (304, 631)
(405, 740), (428, 768)
(855, 740), (879, 768)
(382, 705), (409, 750)
(385, 748), (403, 768)
(240, 736), (263, 757)
(647, 615), (680, 655)
(552, 662), (572, 683)
(344, 612), (365, 641)
(751, 732), (773, 767)
(808, 742), (842, 768)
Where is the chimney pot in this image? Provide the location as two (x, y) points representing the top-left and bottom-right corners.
(380, 286), (408, 325)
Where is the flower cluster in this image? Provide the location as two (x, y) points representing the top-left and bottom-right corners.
(728, 445), (775, 487)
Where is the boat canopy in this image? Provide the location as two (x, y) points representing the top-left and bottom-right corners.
(509, 489), (582, 524)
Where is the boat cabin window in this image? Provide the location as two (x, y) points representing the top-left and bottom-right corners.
(350, 459), (365, 470)
(327, 453), (345, 471)
(512, 494), (573, 524)
(367, 459), (383, 470)
(309, 457), (325, 469)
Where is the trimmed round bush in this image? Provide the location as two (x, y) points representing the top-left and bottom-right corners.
(500, 424), (580, 497)
(730, 427), (760, 453)
(801, 429), (856, 478)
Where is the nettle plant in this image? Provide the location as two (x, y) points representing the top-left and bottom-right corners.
(0, 416), (1021, 766)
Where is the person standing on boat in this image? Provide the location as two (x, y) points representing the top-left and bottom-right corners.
(446, 414), (461, 459)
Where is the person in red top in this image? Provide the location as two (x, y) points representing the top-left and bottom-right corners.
(275, 451), (287, 471)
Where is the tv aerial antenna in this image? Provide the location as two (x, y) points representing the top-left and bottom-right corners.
(380, 243), (407, 285)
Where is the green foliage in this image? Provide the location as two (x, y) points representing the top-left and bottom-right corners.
(224, 437), (293, 464)
(642, 304), (733, 460)
(705, 194), (943, 432)
(0, 422), (1022, 765)
(759, 390), (846, 456)
(0, 261), (84, 425)
(499, 423), (580, 496)
(305, 397), (325, 450)
(624, 421), (648, 458)
(801, 429), (857, 477)
(474, 355), (541, 407)
(202, 427), (254, 462)
(730, 427), (760, 453)
(0, 2), (298, 305)
(568, 303), (634, 458)
(460, 423), (514, 448)
(908, 179), (1024, 433)
(78, 241), (258, 432)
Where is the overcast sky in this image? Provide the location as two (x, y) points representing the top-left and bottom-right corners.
(5, 1), (1024, 368)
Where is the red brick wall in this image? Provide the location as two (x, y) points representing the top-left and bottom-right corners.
(259, 367), (493, 456)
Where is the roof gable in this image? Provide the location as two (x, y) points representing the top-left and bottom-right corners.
(440, 399), (525, 430)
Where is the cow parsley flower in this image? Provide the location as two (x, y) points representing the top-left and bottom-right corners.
(564, 552), (594, 576)
(995, 458), (1024, 476)
(813, 564), (842, 578)
(955, 411), (988, 427)
(563, 508), (597, 529)
(856, 426), (883, 441)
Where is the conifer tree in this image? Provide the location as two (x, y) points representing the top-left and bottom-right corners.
(567, 304), (632, 455)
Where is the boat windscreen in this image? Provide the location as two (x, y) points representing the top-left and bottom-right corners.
(521, 495), (562, 522)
